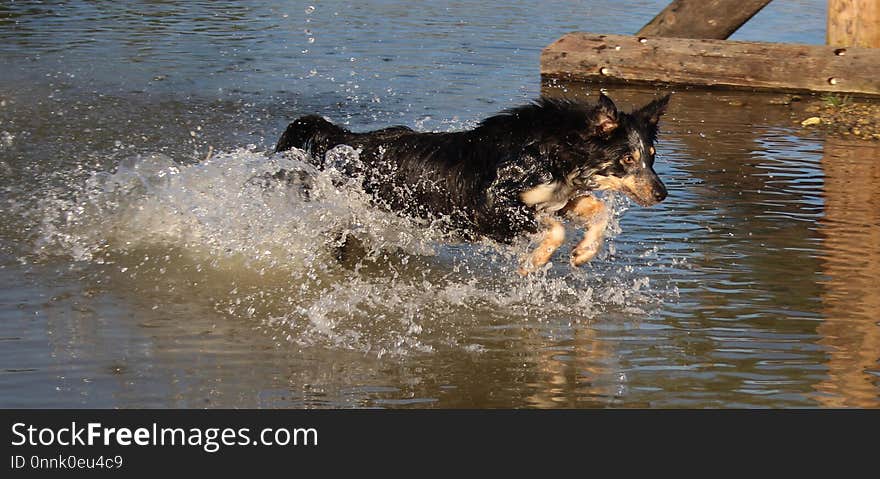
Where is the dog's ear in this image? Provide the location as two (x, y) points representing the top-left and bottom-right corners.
(589, 93), (619, 136)
(636, 94), (670, 127)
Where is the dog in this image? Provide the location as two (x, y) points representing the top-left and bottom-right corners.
(273, 93), (670, 274)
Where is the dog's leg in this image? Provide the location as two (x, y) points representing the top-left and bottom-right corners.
(563, 195), (609, 267)
(518, 216), (566, 275)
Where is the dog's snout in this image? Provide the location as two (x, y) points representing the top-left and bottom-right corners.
(648, 173), (667, 204)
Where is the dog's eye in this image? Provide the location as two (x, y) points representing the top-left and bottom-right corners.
(622, 154), (636, 165)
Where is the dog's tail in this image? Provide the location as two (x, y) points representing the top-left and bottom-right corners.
(274, 115), (348, 156)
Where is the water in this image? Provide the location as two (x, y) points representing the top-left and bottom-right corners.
(1, 0), (877, 408)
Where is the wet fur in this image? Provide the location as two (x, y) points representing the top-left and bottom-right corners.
(273, 94), (670, 248)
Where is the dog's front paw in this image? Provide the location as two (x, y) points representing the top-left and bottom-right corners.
(517, 257), (548, 276)
(570, 244), (599, 267)
(517, 260), (540, 276)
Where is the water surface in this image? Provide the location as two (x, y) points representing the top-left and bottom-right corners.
(1, 0), (878, 408)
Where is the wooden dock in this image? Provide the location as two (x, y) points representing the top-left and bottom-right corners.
(541, 33), (880, 96)
(541, 0), (880, 97)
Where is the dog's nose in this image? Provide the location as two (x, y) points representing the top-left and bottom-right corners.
(653, 187), (667, 202)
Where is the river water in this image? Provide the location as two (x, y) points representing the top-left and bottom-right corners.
(1, 0), (878, 408)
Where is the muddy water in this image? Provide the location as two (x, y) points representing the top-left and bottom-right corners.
(1, 1), (878, 408)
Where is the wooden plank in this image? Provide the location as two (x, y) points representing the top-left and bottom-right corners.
(541, 32), (880, 97)
(637, 0), (772, 40)
(828, 0), (880, 48)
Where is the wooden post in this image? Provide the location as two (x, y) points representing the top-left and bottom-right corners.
(828, 0), (880, 48)
(637, 0), (772, 40)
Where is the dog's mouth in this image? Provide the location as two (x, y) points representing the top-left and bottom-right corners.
(591, 173), (667, 207)
(623, 188), (659, 207)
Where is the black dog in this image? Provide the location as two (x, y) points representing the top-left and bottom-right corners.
(274, 93), (670, 273)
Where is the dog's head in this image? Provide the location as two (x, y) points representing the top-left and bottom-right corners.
(573, 94), (670, 206)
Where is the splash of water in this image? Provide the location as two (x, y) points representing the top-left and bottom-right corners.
(31, 146), (666, 356)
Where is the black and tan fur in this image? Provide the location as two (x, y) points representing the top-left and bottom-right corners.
(273, 93), (670, 274)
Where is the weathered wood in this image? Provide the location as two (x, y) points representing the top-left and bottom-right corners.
(541, 32), (880, 96)
(637, 0), (772, 40)
(828, 0), (880, 48)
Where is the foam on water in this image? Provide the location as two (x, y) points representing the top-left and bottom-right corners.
(31, 147), (666, 356)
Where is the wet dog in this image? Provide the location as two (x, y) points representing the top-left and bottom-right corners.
(273, 93), (670, 274)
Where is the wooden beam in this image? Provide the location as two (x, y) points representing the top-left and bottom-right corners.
(637, 0), (772, 40)
(828, 0), (880, 48)
(541, 32), (880, 97)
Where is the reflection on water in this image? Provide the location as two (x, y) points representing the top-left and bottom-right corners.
(1, 0), (878, 408)
(814, 139), (880, 407)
